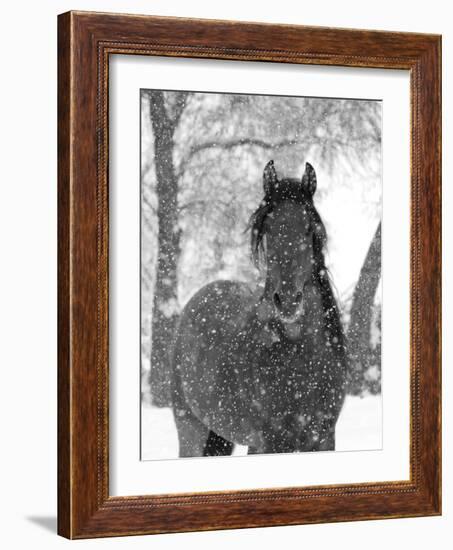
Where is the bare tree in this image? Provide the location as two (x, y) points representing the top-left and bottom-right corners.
(347, 223), (381, 394)
(147, 90), (188, 406)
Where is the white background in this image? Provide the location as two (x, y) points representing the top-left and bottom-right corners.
(0, 0), (449, 548)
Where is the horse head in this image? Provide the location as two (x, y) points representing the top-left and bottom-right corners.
(251, 160), (328, 335)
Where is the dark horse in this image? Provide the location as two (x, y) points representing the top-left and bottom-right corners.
(172, 160), (347, 457)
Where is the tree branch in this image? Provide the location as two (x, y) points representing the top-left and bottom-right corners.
(177, 137), (300, 179)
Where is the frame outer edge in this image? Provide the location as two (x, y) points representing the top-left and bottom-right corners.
(57, 11), (73, 539)
(64, 10), (106, 538)
(409, 38), (442, 515)
(428, 36), (441, 515)
(435, 35), (442, 515)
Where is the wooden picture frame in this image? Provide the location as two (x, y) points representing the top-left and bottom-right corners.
(58, 10), (441, 539)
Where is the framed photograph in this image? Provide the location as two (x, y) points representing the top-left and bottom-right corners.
(58, 11), (441, 539)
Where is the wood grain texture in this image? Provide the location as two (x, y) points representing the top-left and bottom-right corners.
(57, 11), (72, 538)
(57, 10), (441, 539)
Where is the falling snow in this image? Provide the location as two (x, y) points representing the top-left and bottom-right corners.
(141, 89), (382, 460)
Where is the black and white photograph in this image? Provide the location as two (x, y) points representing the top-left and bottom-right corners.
(140, 89), (382, 460)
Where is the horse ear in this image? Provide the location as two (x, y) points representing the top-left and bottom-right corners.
(263, 160), (278, 195)
(301, 162), (317, 197)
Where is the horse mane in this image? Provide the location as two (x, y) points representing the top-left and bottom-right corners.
(248, 178), (347, 355)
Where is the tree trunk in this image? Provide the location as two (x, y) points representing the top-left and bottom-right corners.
(347, 222), (381, 394)
(148, 91), (186, 406)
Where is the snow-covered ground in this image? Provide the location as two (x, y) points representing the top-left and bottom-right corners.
(141, 394), (382, 460)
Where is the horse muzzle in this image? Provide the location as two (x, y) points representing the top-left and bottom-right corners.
(272, 290), (305, 324)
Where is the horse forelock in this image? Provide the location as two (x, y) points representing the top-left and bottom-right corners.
(249, 178), (326, 267)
